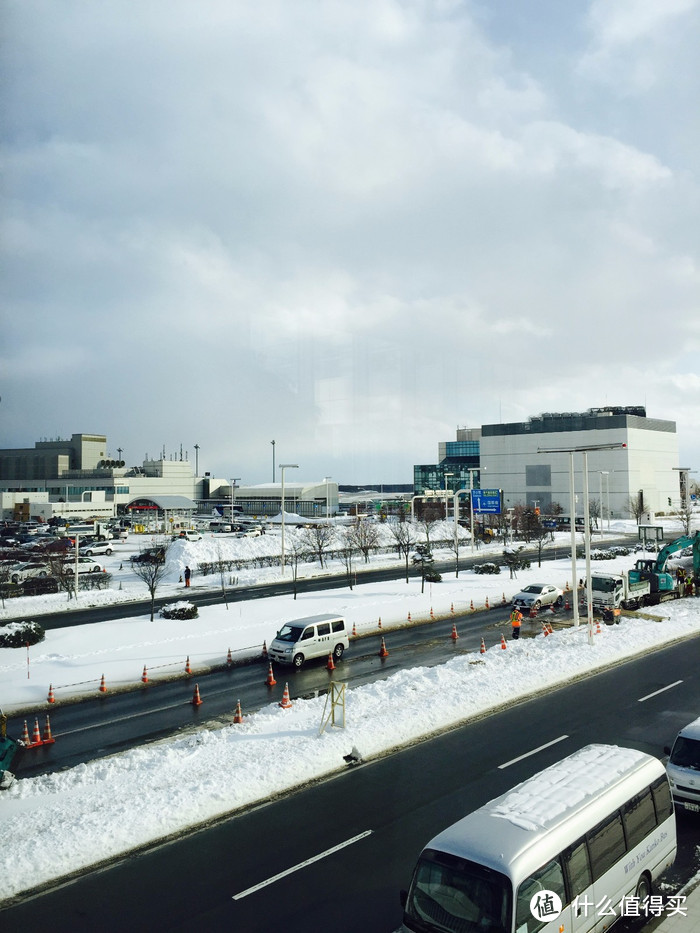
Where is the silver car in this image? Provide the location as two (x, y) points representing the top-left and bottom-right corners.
(512, 583), (563, 610)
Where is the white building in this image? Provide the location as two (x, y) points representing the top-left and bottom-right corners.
(480, 407), (679, 519)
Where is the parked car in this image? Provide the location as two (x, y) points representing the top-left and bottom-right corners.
(68, 557), (104, 574)
(175, 530), (202, 542)
(79, 540), (114, 557)
(512, 583), (563, 611)
(9, 562), (51, 584)
(131, 546), (166, 564)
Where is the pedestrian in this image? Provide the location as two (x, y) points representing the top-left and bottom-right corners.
(510, 607), (522, 640)
(184, 565), (191, 588)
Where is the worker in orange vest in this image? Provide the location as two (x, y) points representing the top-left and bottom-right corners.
(510, 607), (523, 640)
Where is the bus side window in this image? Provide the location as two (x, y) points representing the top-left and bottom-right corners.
(562, 839), (592, 901)
(623, 790), (657, 849)
(516, 858), (566, 933)
(587, 812), (626, 881)
(650, 776), (674, 822)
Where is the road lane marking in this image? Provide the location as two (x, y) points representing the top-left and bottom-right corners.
(232, 830), (373, 900)
(638, 680), (683, 703)
(499, 735), (569, 770)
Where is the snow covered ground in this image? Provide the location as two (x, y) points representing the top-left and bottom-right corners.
(1, 520), (698, 902)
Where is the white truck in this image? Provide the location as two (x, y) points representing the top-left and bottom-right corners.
(589, 571), (652, 611)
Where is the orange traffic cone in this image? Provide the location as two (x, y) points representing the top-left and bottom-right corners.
(279, 683), (293, 709)
(191, 683), (202, 706)
(262, 640), (268, 658)
(185, 656), (192, 675)
(378, 617), (382, 628)
(21, 720), (30, 745)
(327, 652), (336, 671)
(470, 600), (474, 611)
(596, 619), (601, 634)
(352, 622), (357, 637)
(227, 647), (233, 666)
(379, 637), (389, 658)
(407, 612), (411, 622)
(42, 715), (55, 745)
(485, 596), (490, 610)
(451, 623), (458, 641)
(500, 634), (507, 650)
(47, 684), (55, 704)
(266, 662), (277, 687)
(141, 665), (149, 684)
(450, 602), (455, 614)
(480, 637), (486, 654)
(430, 607), (434, 619)
(233, 700), (243, 724)
(31, 717), (43, 746)
(565, 581), (570, 591)
(565, 597), (570, 610)
(502, 593), (507, 605)
(543, 622), (550, 637)
(99, 674), (107, 694)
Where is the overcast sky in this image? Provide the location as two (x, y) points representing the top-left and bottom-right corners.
(2, 0), (698, 484)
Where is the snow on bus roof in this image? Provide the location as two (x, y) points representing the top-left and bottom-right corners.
(489, 744), (649, 832)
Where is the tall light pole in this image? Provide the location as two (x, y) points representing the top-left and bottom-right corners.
(193, 444), (200, 476)
(324, 476), (332, 522)
(230, 478), (240, 528)
(279, 463), (298, 573)
(539, 442), (626, 635)
(271, 441), (276, 483)
(599, 471), (609, 537)
(464, 468), (479, 554)
(443, 472), (454, 522)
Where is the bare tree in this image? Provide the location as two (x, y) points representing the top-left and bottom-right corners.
(339, 529), (357, 589)
(671, 501), (695, 537)
(348, 517), (379, 564)
(287, 539), (308, 600)
(417, 512), (440, 553)
(131, 539), (173, 620)
(626, 493), (645, 525)
(215, 541), (229, 609)
(44, 551), (78, 600)
(0, 562), (11, 608)
(588, 498), (601, 531)
(389, 522), (417, 583)
(301, 524), (335, 569)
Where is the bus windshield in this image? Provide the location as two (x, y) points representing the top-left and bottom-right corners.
(404, 849), (512, 933)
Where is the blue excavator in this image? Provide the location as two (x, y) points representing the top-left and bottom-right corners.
(630, 530), (700, 598)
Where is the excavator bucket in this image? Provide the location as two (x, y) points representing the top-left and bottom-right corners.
(0, 735), (19, 789)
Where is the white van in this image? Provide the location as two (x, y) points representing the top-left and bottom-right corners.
(268, 614), (349, 668)
(665, 716), (700, 813)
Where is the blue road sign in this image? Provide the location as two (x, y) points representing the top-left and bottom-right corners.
(471, 489), (502, 514)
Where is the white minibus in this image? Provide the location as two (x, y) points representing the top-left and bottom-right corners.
(665, 716), (700, 813)
(400, 744), (676, 933)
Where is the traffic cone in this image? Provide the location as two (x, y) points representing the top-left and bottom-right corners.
(565, 581), (570, 591)
(42, 715), (55, 745)
(233, 700), (243, 724)
(327, 652), (336, 671)
(379, 637), (389, 658)
(266, 662), (277, 687)
(185, 656), (192, 675)
(279, 683), (293, 709)
(451, 602), (455, 614)
(141, 665), (149, 684)
(565, 597), (570, 610)
(191, 683), (202, 706)
(407, 612), (411, 622)
(262, 640), (268, 658)
(378, 617), (382, 628)
(502, 593), (507, 605)
(451, 623), (458, 641)
(596, 619), (601, 634)
(500, 634), (507, 650)
(470, 600), (474, 611)
(47, 684), (55, 704)
(31, 717), (43, 746)
(485, 596), (490, 610)
(430, 607), (434, 619)
(227, 647), (233, 666)
(352, 622), (357, 637)
(21, 720), (30, 745)
(480, 637), (486, 654)
(99, 674), (107, 694)
(543, 622), (550, 636)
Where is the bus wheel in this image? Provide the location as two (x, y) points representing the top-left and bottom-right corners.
(635, 873), (651, 902)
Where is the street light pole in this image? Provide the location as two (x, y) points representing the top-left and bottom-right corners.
(279, 463), (298, 573)
(324, 476), (332, 523)
(443, 473), (454, 523)
(271, 440), (276, 483)
(230, 477), (240, 528)
(582, 451), (594, 645)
